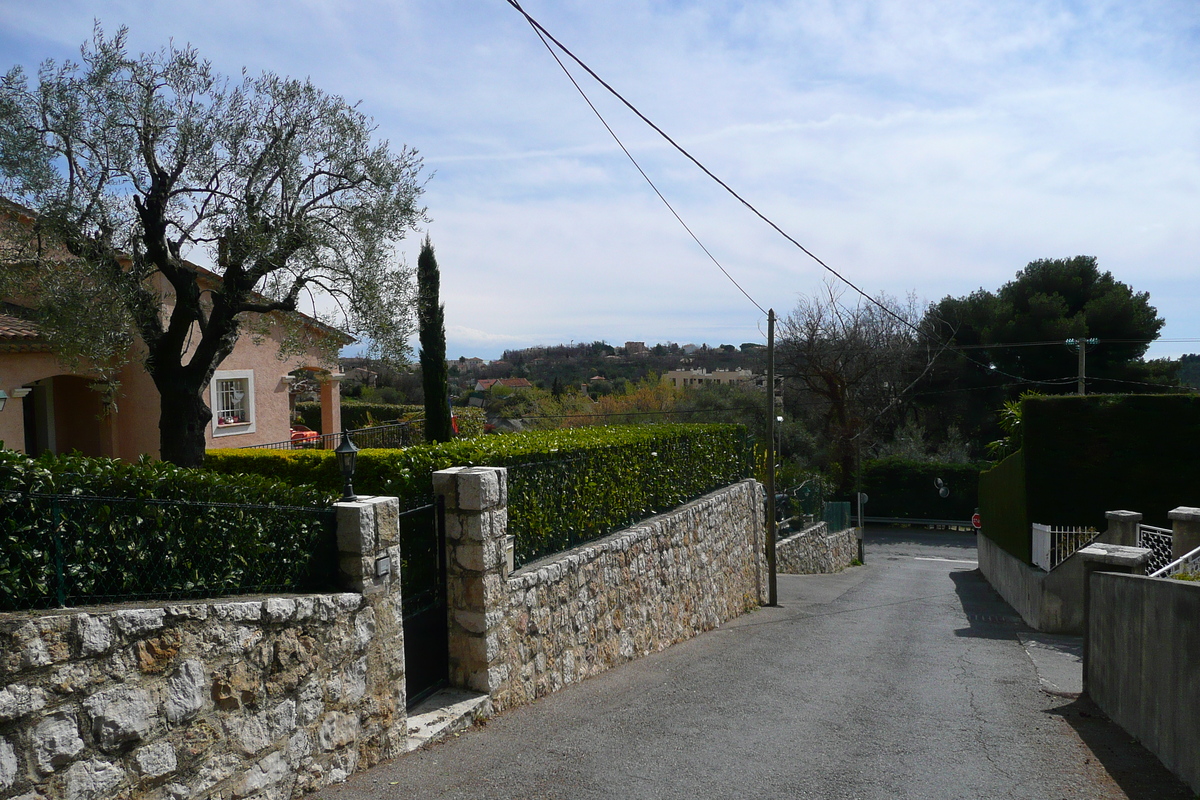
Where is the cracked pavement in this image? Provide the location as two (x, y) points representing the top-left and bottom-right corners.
(321, 527), (1192, 800)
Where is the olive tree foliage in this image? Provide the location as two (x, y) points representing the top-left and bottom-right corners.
(0, 27), (425, 465)
(777, 280), (932, 489)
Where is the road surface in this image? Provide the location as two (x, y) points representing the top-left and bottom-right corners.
(323, 528), (1191, 800)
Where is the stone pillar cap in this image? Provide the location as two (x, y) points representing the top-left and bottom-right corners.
(1104, 510), (1143, 521)
(1168, 507), (1200, 522)
(1078, 543), (1151, 567)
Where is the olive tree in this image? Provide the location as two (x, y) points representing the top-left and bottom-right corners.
(0, 27), (425, 466)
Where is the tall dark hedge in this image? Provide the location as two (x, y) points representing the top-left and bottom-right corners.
(860, 458), (987, 522)
(1023, 394), (1200, 529)
(418, 237), (453, 443)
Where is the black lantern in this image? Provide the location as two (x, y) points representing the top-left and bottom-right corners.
(335, 430), (359, 502)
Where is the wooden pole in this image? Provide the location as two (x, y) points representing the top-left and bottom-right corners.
(766, 309), (777, 606)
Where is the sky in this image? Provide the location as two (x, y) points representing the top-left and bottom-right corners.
(0, 0), (1197, 364)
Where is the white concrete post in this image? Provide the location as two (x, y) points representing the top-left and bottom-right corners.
(433, 467), (509, 695)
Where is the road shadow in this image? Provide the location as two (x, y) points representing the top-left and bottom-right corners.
(948, 568), (1027, 640)
(1045, 695), (1195, 799)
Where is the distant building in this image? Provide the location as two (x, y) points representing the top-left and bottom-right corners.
(681, 343), (700, 355)
(624, 341), (648, 356)
(662, 368), (758, 389)
(450, 356), (487, 374)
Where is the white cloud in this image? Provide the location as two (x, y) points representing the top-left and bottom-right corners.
(1, 0), (1196, 361)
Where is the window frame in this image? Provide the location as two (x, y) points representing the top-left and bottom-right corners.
(210, 370), (257, 437)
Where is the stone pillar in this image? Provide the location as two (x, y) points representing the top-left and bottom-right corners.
(334, 495), (401, 595)
(433, 467), (509, 695)
(320, 372), (344, 436)
(1103, 510), (1142, 547)
(1168, 507), (1200, 561)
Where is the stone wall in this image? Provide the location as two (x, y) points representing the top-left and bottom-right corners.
(434, 468), (765, 713)
(0, 496), (405, 800)
(775, 522), (859, 574)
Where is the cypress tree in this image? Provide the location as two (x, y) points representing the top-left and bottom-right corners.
(418, 236), (453, 442)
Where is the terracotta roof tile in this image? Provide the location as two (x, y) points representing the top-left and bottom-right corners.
(0, 310), (41, 341)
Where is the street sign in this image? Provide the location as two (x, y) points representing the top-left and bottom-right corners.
(971, 513), (982, 530)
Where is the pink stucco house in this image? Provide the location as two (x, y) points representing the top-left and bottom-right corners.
(0, 208), (348, 460)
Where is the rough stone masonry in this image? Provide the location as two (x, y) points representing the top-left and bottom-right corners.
(0, 496), (405, 800)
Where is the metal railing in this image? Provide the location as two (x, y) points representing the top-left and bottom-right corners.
(0, 491), (337, 611)
(823, 501), (852, 534)
(243, 421), (420, 451)
(1136, 524), (1174, 575)
(1031, 523), (1099, 572)
(1149, 543), (1200, 579)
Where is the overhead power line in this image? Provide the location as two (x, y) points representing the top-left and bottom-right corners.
(510, 0), (766, 317)
(504, 2), (1183, 394)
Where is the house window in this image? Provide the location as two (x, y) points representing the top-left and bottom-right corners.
(211, 370), (256, 436)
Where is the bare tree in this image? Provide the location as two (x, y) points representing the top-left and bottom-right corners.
(777, 280), (928, 488)
(0, 26), (426, 465)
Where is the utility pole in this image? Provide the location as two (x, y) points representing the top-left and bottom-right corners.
(766, 309), (777, 607)
(1067, 338), (1099, 396)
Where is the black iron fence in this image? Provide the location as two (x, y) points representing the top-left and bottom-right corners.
(0, 491), (337, 611)
(243, 421), (421, 451)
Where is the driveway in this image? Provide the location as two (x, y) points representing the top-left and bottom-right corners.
(322, 527), (1191, 800)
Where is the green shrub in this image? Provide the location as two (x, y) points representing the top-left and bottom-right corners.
(0, 451), (338, 610)
(860, 458), (988, 522)
(208, 424), (751, 564)
(296, 401), (486, 438)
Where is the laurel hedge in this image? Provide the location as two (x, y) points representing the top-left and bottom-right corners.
(0, 450), (338, 610)
(206, 424), (752, 563)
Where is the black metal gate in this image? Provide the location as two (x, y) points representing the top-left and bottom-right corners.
(399, 496), (449, 708)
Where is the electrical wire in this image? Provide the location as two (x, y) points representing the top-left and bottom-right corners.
(514, 0), (766, 316)
(504, 1), (1189, 395)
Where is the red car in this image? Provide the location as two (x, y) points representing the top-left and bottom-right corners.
(289, 424), (321, 447)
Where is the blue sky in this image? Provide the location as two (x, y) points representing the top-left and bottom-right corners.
(1, 0), (1197, 362)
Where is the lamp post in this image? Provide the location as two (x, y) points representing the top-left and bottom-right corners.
(335, 430), (359, 502)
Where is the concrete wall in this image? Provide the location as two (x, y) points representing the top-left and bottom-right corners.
(977, 515), (1138, 634)
(776, 522), (859, 575)
(435, 468), (765, 713)
(1087, 572), (1200, 794)
(0, 496), (405, 800)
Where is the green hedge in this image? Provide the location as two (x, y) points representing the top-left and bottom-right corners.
(207, 424), (751, 563)
(978, 450), (1030, 563)
(0, 451), (338, 610)
(1023, 394), (1200, 529)
(296, 401), (486, 438)
(860, 458), (987, 522)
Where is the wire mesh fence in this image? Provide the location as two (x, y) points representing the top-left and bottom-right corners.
(0, 491), (337, 611)
(822, 501), (852, 533)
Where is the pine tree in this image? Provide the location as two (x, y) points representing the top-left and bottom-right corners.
(418, 237), (453, 442)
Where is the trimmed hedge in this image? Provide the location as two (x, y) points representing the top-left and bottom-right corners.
(1023, 394), (1200, 529)
(978, 450), (1030, 563)
(296, 401), (486, 439)
(206, 424), (752, 563)
(0, 451), (338, 610)
(860, 458), (987, 522)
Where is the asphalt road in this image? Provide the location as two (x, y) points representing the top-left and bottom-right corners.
(323, 528), (1192, 800)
